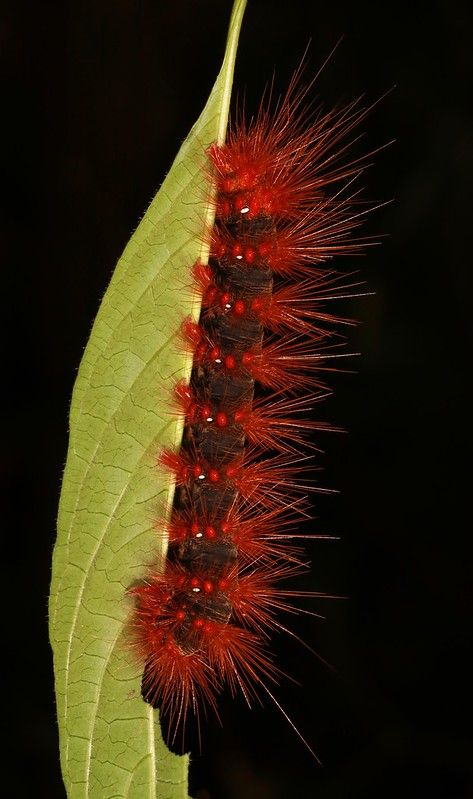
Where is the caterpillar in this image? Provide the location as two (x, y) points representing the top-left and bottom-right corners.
(130, 58), (378, 755)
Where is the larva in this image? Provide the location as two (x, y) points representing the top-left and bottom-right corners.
(130, 58), (378, 755)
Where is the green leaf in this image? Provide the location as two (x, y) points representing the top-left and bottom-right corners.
(49, 2), (247, 796)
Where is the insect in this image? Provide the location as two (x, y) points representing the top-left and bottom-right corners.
(130, 55), (379, 756)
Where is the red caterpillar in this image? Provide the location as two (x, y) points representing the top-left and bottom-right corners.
(130, 67), (376, 753)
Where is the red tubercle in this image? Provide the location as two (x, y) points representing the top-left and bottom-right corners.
(181, 317), (204, 351)
(208, 468), (220, 484)
(216, 411), (228, 427)
(224, 354), (236, 370)
(219, 291), (232, 310)
(233, 299), (246, 316)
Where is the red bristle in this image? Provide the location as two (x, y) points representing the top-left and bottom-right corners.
(245, 337), (334, 392)
(261, 277), (357, 336)
(159, 449), (190, 484)
(229, 565), (305, 633)
(206, 623), (280, 703)
(173, 379), (194, 413)
(241, 393), (336, 454)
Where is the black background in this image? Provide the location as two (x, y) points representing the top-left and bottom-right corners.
(3, 1), (472, 797)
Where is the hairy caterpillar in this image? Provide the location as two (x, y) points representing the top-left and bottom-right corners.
(130, 55), (380, 756)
